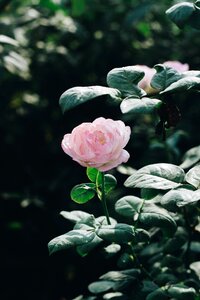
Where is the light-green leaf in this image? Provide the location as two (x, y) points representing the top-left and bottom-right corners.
(120, 97), (161, 114)
(185, 165), (200, 188)
(48, 229), (95, 255)
(151, 64), (182, 91)
(86, 167), (99, 182)
(107, 66), (146, 97)
(124, 163), (185, 190)
(166, 2), (195, 28)
(70, 183), (96, 203)
(59, 86), (121, 113)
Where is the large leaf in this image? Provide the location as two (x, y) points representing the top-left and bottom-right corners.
(180, 145), (200, 169)
(60, 210), (92, 223)
(48, 229), (95, 255)
(124, 163), (185, 190)
(120, 97), (161, 114)
(185, 165), (200, 188)
(151, 64), (182, 91)
(59, 86), (121, 113)
(161, 76), (200, 94)
(0, 34), (19, 46)
(76, 235), (103, 257)
(166, 2), (195, 28)
(106, 66), (146, 97)
(96, 223), (135, 244)
(167, 284), (196, 299)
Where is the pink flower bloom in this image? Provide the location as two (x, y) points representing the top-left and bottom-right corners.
(62, 117), (131, 172)
(163, 61), (189, 72)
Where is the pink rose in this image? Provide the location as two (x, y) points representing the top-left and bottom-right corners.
(61, 117), (131, 172)
(136, 65), (156, 94)
(163, 61), (189, 72)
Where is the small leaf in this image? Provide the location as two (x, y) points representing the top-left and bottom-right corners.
(96, 223), (135, 244)
(59, 86), (121, 113)
(166, 2), (195, 28)
(48, 229), (95, 255)
(70, 183), (96, 203)
(180, 146), (200, 169)
(185, 165), (200, 188)
(87, 167), (99, 182)
(88, 281), (115, 294)
(161, 77), (200, 94)
(125, 163), (185, 190)
(107, 66), (146, 97)
(120, 97), (161, 114)
(104, 244), (121, 255)
(104, 174), (117, 194)
(151, 64), (183, 91)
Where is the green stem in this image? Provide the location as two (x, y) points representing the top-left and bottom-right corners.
(101, 172), (111, 225)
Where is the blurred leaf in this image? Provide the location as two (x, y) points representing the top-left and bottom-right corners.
(59, 86), (121, 113)
(166, 2), (195, 28)
(48, 229), (95, 255)
(70, 183), (96, 203)
(185, 165), (200, 188)
(107, 66), (146, 97)
(190, 261), (200, 280)
(151, 64), (182, 91)
(167, 284), (196, 299)
(146, 288), (168, 300)
(88, 281), (115, 294)
(72, 0), (86, 16)
(0, 35), (18, 46)
(104, 244), (121, 255)
(96, 223), (135, 244)
(120, 97), (161, 114)
(124, 163), (185, 190)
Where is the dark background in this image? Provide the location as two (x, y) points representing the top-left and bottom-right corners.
(0, 0), (200, 299)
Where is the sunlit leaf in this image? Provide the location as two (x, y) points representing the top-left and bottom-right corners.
(60, 210), (92, 223)
(161, 76), (200, 94)
(70, 183), (96, 203)
(59, 86), (121, 113)
(180, 146), (200, 169)
(167, 284), (196, 299)
(96, 223), (135, 244)
(185, 165), (200, 188)
(88, 281), (115, 294)
(166, 2), (195, 28)
(120, 97), (161, 114)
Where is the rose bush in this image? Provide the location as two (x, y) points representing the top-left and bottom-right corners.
(61, 117), (131, 171)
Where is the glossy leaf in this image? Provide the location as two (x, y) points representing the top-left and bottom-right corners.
(120, 97), (161, 114)
(107, 66), (146, 97)
(76, 235), (103, 257)
(166, 2), (195, 28)
(86, 167), (99, 182)
(70, 183), (96, 203)
(60, 210), (91, 223)
(59, 86), (121, 113)
(185, 165), (200, 188)
(96, 223), (135, 244)
(103, 174), (117, 195)
(48, 229), (95, 255)
(88, 281), (115, 294)
(115, 195), (144, 218)
(125, 163), (185, 190)
(151, 64), (182, 91)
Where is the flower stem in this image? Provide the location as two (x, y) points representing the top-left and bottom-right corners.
(101, 172), (111, 225)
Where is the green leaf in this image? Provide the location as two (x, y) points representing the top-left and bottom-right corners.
(151, 64), (183, 91)
(88, 281), (115, 294)
(180, 145), (200, 169)
(103, 174), (117, 194)
(190, 261), (200, 280)
(59, 86), (121, 113)
(189, 3), (200, 30)
(166, 2), (195, 28)
(185, 165), (200, 188)
(86, 167), (99, 182)
(146, 288), (168, 300)
(96, 223), (135, 244)
(124, 163), (185, 190)
(160, 185), (197, 211)
(60, 210), (91, 223)
(115, 195), (144, 218)
(107, 66), (146, 97)
(48, 229), (95, 255)
(161, 254), (182, 268)
(70, 183), (96, 203)
(72, 0), (86, 16)
(120, 97), (161, 114)
(104, 244), (121, 255)
(161, 76), (200, 94)
(167, 284), (196, 299)
(76, 235), (103, 257)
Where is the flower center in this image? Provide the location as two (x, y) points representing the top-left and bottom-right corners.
(95, 131), (106, 145)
